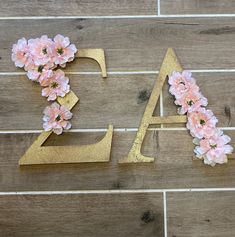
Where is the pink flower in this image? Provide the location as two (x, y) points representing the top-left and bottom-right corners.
(41, 69), (70, 101)
(52, 34), (77, 67)
(169, 71), (199, 98)
(194, 129), (233, 166)
(43, 102), (73, 135)
(11, 38), (30, 68)
(175, 89), (208, 114)
(28, 35), (53, 66)
(187, 108), (218, 139)
(25, 63), (54, 82)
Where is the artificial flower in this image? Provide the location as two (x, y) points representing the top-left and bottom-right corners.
(52, 34), (77, 67)
(43, 102), (73, 135)
(25, 63), (54, 82)
(41, 69), (70, 101)
(11, 38), (30, 68)
(187, 108), (218, 139)
(175, 90), (208, 114)
(194, 129), (233, 166)
(169, 70), (199, 98)
(28, 35), (53, 66)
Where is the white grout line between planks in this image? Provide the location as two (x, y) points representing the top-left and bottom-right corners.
(1, 127), (235, 134)
(1, 127), (235, 133)
(158, 0), (161, 16)
(163, 191), (168, 237)
(0, 188), (235, 196)
(2, 69), (235, 76)
(2, 14), (235, 19)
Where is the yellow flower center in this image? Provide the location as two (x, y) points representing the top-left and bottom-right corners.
(210, 144), (217, 149)
(187, 100), (194, 106)
(200, 119), (206, 126)
(42, 48), (47, 55)
(57, 48), (64, 55)
(38, 65), (44, 73)
(55, 115), (61, 121)
(51, 82), (59, 89)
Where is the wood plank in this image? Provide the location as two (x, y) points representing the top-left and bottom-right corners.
(0, 193), (163, 237)
(0, 130), (235, 191)
(0, 74), (159, 130)
(2, 18), (235, 72)
(161, 0), (235, 15)
(167, 191), (235, 237)
(163, 72), (235, 127)
(1, 72), (234, 130)
(0, 0), (157, 16)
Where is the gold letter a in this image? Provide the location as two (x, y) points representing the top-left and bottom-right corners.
(119, 48), (187, 163)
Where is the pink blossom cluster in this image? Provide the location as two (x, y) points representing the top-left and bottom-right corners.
(12, 35), (77, 134)
(43, 102), (73, 135)
(169, 70), (233, 166)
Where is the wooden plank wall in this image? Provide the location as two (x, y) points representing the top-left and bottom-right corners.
(0, 0), (235, 236)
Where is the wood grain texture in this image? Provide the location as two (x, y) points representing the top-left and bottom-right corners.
(0, 193), (163, 237)
(0, 130), (234, 191)
(161, 0), (235, 15)
(0, 0), (157, 16)
(1, 0), (235, 235)
(167, 192), (235, 237)
(0, 74), (159, 130)
(1, 72), (234, 130)
(3, 18), (235, 72)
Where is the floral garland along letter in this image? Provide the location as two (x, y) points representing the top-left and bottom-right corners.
(169, 71), (233, 166)
(12, 35), (77, 135)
